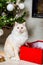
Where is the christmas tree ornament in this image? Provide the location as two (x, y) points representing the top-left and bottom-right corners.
(7, 3), (14, 11)
(1, 12), (6, 16)
(0, 0), (29, 29)
(18, 3), (25, 9)
(0, 29), (4, 36)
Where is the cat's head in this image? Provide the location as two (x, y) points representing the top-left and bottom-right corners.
(14, 22), (27, 34)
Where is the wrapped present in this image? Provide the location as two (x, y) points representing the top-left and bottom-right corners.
(20, 40), (43, 64)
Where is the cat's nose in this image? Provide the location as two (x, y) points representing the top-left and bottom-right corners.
(19, 30), (23, 33)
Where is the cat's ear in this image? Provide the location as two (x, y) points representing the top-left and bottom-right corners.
(15, 22), (18, 26)
(23, 22), (25, 26)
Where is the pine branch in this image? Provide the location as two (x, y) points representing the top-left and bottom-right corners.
(0, 0), (28, 29)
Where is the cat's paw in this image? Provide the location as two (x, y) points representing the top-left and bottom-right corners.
(11, 57), (20, 61)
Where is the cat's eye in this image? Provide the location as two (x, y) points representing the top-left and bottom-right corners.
(17, 27), (19, 29)
(21, 27), (23, 29)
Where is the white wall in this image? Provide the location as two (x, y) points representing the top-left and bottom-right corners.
(24, 0), (43, 42)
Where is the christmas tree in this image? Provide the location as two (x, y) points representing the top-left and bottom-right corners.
(0, 0), (29, 36)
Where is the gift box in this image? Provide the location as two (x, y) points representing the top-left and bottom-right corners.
(20, 40), (43, 64)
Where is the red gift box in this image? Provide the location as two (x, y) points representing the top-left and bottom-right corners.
(20, 40), (43, 64)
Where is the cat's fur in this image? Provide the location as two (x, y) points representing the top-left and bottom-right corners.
(4, 22), (28, 60)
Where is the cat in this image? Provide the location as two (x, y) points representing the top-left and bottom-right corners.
(4, 22), (28, 60)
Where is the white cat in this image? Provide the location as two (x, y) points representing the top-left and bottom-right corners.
(4, 22), (28, 60)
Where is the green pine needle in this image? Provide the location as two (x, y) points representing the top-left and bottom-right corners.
(0, 0), (28, 29)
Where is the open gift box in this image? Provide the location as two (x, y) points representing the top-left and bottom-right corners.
(20, 40), (43, 64)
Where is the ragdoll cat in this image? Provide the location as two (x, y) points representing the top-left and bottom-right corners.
(4, 22), (28, 60)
